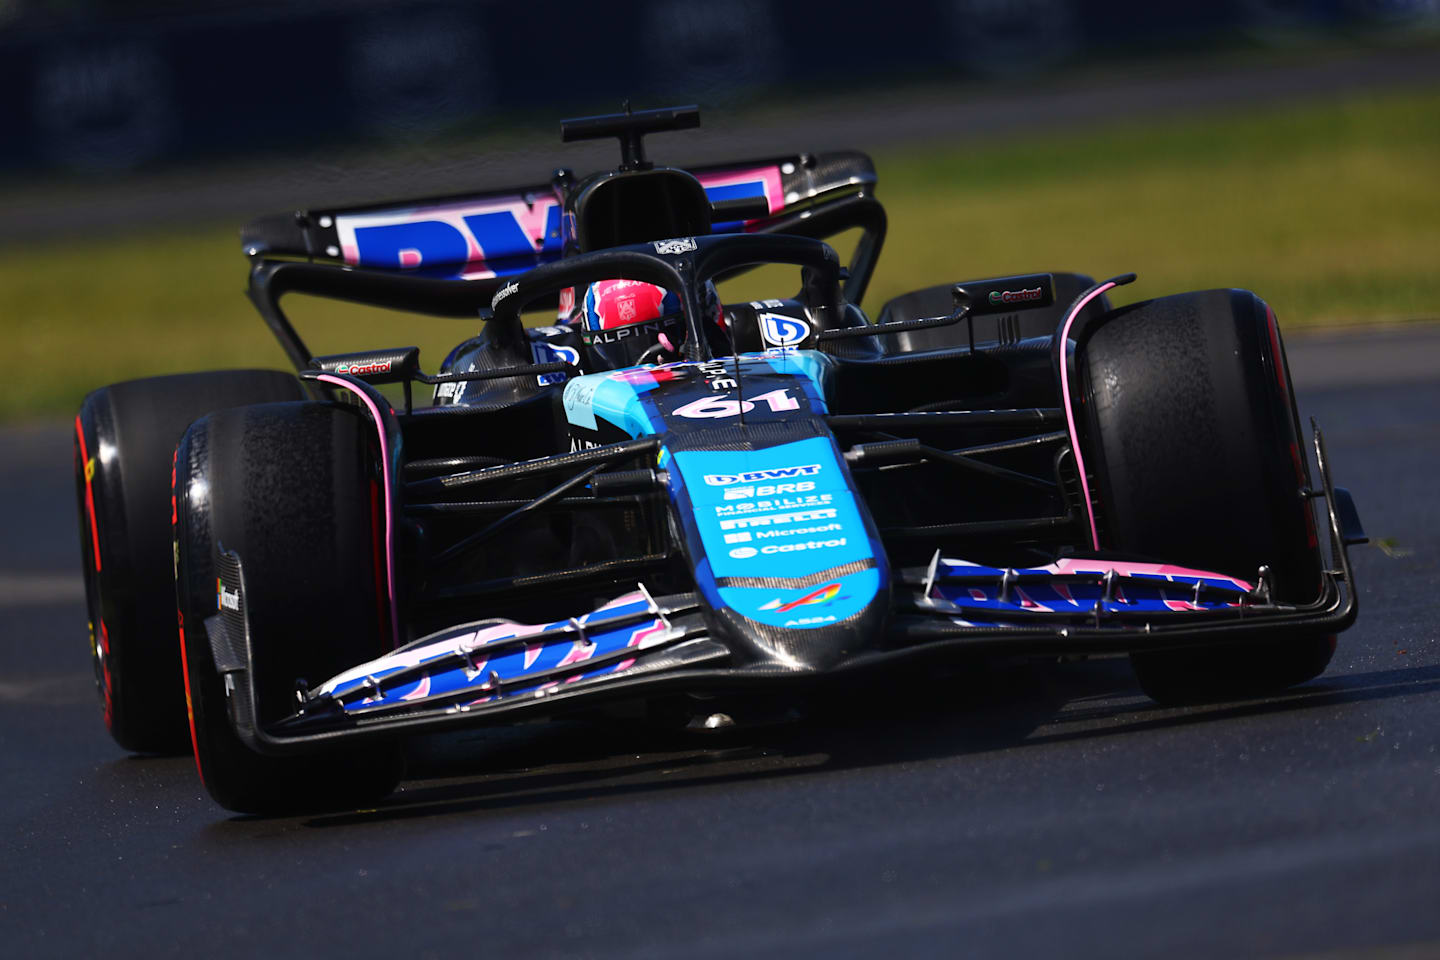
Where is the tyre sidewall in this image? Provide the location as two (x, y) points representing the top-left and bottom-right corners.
(75, 370), (302, 753)
(174, 401), (400, 814)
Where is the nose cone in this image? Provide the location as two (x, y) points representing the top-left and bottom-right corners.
(707, 571), (891, 671)
(666, 431), (892, 671)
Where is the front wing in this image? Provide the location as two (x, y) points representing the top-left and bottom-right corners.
(205, 424), (1360, 755)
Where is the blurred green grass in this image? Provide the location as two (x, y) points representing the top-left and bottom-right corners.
(4, 85), (1437, 422)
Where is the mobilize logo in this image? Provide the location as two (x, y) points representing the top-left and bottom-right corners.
(704, 464), (822, 486)
(333, 359), (392, 376)
(988, 287), (1043, 305)
(715, 494), (832, 516)
(728, 537), (846, 559)
(491, 280), (520, 308)
(216, 578), (240, 612)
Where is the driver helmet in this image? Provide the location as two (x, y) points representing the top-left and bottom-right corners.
(571, 279), (725, 371)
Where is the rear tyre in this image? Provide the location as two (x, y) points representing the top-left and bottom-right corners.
(1077, 290), (1334, 704)
(173, 401), (403, 815)
(74, 370), (304, 753)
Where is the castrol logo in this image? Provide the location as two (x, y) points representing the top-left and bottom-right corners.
(987, 287), (1043, 305)
(334, 359), (393, 376)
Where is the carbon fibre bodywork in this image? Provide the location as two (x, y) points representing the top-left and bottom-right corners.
(188, 107), (1362, 758)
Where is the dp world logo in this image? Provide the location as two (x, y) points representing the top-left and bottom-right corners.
(759, 313), (811, 347)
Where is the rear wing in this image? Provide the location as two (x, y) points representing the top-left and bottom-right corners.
(240, 151), (884, 302)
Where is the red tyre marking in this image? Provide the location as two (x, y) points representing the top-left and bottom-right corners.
(177, 608), (204, 787)
(74, 414), (101, 572)
(100, 620), (113, 730)
(1264, 304), (1289, 395)
(172, 450), (205, 786)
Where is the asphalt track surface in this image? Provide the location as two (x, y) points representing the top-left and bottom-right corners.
(1, 323), (1437, 958)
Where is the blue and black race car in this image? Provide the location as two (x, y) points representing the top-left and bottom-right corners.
(73, 105), (1366, 813)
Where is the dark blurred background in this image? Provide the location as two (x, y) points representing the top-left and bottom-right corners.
(3, 0), (1436, 180)
(0, 0), (1436, 421)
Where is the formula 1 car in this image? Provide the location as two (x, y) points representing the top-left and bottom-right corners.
(74, 105), (1366, 813)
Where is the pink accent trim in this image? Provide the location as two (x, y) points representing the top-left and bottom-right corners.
(596, 591), (647, 610)
(399, 675), (431, 701)
(941, 557), (1252, 591)
(333, 193), (561, 270)
(1049, 557), (1253, 591)
(1016, 587), (1051, 611)
(557, 640), (598, 668)
(628, 619), (667, 649)
(315, 374), (400, 649)
(696, 167), (786, 216)
(1057, 282), (1118, 550)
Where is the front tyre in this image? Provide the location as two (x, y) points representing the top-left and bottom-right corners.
(74, 370), (303, 753)
(174, 401), (402, 814)
(1078, 289), (1334, 703)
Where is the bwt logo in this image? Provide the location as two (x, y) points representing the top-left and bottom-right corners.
(758, 313), (812, 347)
(703, 464), (822, 486)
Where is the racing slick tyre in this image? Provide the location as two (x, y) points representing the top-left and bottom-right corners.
(1077, 289), (1334, 704)
(173, 401), (403, 814)
(74, 370), (304, 754)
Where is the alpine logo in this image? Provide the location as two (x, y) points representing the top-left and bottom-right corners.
(988, 287), (1043, 305)
(704, 464), (822, 486)
(758, 312), (811, 347)
(759, 582), (842, 613)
